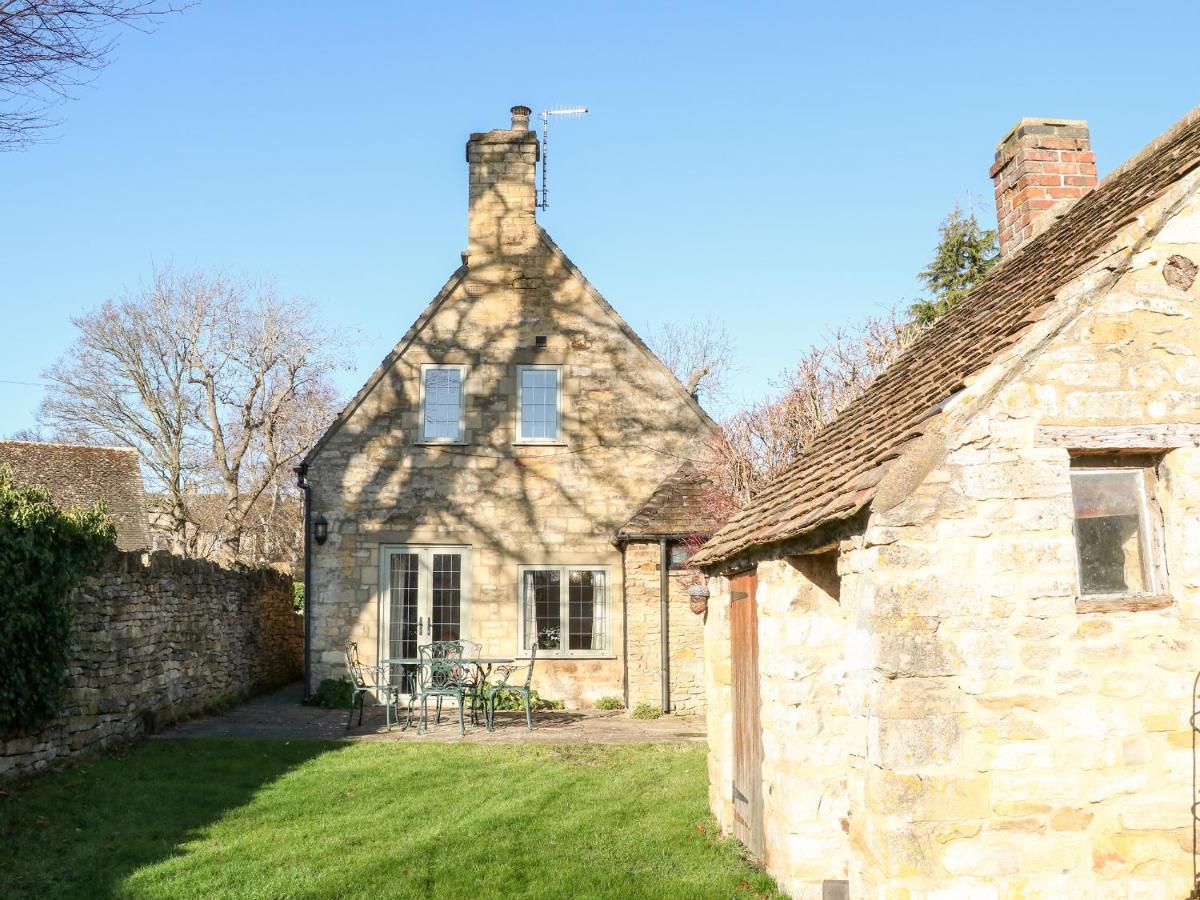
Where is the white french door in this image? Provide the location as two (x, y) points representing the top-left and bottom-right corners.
(380, 546), (472, 684)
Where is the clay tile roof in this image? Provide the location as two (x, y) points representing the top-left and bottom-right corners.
(618, 461), (717, 540)
(0, 441), (149, 550)
(693, 106), (1200, 569)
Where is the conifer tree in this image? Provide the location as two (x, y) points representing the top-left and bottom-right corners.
(909, 204), (998, 326)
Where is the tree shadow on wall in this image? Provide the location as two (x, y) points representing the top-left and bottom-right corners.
(314, 185), (716, 653)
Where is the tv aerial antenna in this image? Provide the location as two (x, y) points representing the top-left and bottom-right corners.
(538, 106), (588, 210)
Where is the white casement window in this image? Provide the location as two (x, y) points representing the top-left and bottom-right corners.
(517, 565), (609, 658)
(419, 365), (466, 443)
(1069, 457), (1166, 599)
(516, 365), (561, 443)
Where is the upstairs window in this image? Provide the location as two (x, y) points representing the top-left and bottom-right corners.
(420, 365), (465, 443)
(517, 365), (561, 442)
(1069, 457), (1165, 599)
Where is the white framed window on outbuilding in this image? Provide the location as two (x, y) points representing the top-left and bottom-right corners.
(1068, 454), (1168, 605)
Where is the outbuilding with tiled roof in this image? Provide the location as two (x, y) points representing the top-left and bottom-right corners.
(695, 107), (1200, 898)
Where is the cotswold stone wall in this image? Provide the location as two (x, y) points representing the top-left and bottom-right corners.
(623, 541), (706, 715)
(846, 181), (1200, 898)
(704, 147), (1200, 898)
(307, 121), (712, 706)
(704, 574), (734, 830)
(703, 558), (852, 899)
(756, 557), (850, 897)
(0, 551), (302, 781)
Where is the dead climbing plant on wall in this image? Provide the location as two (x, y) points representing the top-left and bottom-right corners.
(0, 467), (114, 734)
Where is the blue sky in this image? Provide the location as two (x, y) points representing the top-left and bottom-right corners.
(2, 1), (1199, 435)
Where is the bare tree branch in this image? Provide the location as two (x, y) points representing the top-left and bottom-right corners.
(643, 314), (735, 405)
(39, 266), (349, 565)
(697, 306), (922, 524)
(0, 1), (185, 149)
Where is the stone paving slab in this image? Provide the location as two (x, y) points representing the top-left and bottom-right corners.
(157, 683), (707, 745)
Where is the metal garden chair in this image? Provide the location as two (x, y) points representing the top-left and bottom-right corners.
(416, 641), (471, 735)
(485, 643), (538, 732)
(457, 639), (486, 724)
(344, 641), (401, 731)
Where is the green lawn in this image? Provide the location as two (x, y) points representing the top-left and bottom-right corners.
(0, 739), (779, 899)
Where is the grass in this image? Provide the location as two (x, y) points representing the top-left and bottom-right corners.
(0, 739), (780, 899)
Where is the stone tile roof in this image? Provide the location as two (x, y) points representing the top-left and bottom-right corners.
(618, 461), (717, 540)
(693, 106), (1200, 569)
(0, 441), (149, 550)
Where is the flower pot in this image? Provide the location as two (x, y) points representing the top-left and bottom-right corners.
(689, 595), (708, 615)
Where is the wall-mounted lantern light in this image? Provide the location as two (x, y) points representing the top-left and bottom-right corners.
(313, 515), (329, 546)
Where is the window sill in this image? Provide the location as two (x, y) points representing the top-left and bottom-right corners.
(512, 441), (567, 448)
(517, 654), (616, 661)
(414, 440), (467, 447)
(1076, 594), (1173, 614)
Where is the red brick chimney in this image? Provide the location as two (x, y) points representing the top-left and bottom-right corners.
(990, 118), (1097, 257)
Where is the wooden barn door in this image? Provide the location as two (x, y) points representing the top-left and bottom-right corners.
(729, 568), (764, 861)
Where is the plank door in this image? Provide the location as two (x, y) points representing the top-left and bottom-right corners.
(730, 568), (764, 861)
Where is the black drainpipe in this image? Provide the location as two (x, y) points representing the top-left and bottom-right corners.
(659, 538), (671, 714)
(295, 463), (313, 699)
(620, 542), (630, 709)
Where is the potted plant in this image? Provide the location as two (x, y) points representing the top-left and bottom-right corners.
(688, 582), (710, 615)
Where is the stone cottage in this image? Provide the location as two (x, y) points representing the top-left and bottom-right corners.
(297, 106), (714, 710)
(692, 107), (1200, 898)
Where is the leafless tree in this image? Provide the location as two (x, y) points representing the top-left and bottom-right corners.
(189, 282), (346, 561)
(39, 267), (347, 563)
(0, 1), (183, 149)
(41, 268), (211, 551)
(644, 314), (735, 405)
(699, 307), (920, 523)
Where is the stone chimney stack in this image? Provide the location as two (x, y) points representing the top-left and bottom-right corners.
(990, 118), (1097, 257)
(465, 105), (540, 262)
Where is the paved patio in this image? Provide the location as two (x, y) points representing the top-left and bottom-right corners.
(158, 682), (707, 745)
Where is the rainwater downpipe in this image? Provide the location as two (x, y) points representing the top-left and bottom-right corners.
(659, 538), (671, 714)
(296, 463), (313, 699)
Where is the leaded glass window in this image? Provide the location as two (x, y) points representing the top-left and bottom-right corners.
(520, 566), (608, 657)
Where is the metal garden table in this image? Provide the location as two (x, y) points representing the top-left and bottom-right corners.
(382, 655), (515, 731)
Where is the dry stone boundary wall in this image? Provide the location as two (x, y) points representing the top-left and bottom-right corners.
(0, 550), (302, 781)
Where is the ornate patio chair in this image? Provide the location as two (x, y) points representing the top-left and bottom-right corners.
(457, 639), (485, 724)
(344, 641), (401, 731)
(416, 641), (471, 735)
(485, 643), (538, 732)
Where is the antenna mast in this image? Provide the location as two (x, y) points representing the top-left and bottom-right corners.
(538, 106), (588, 210)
